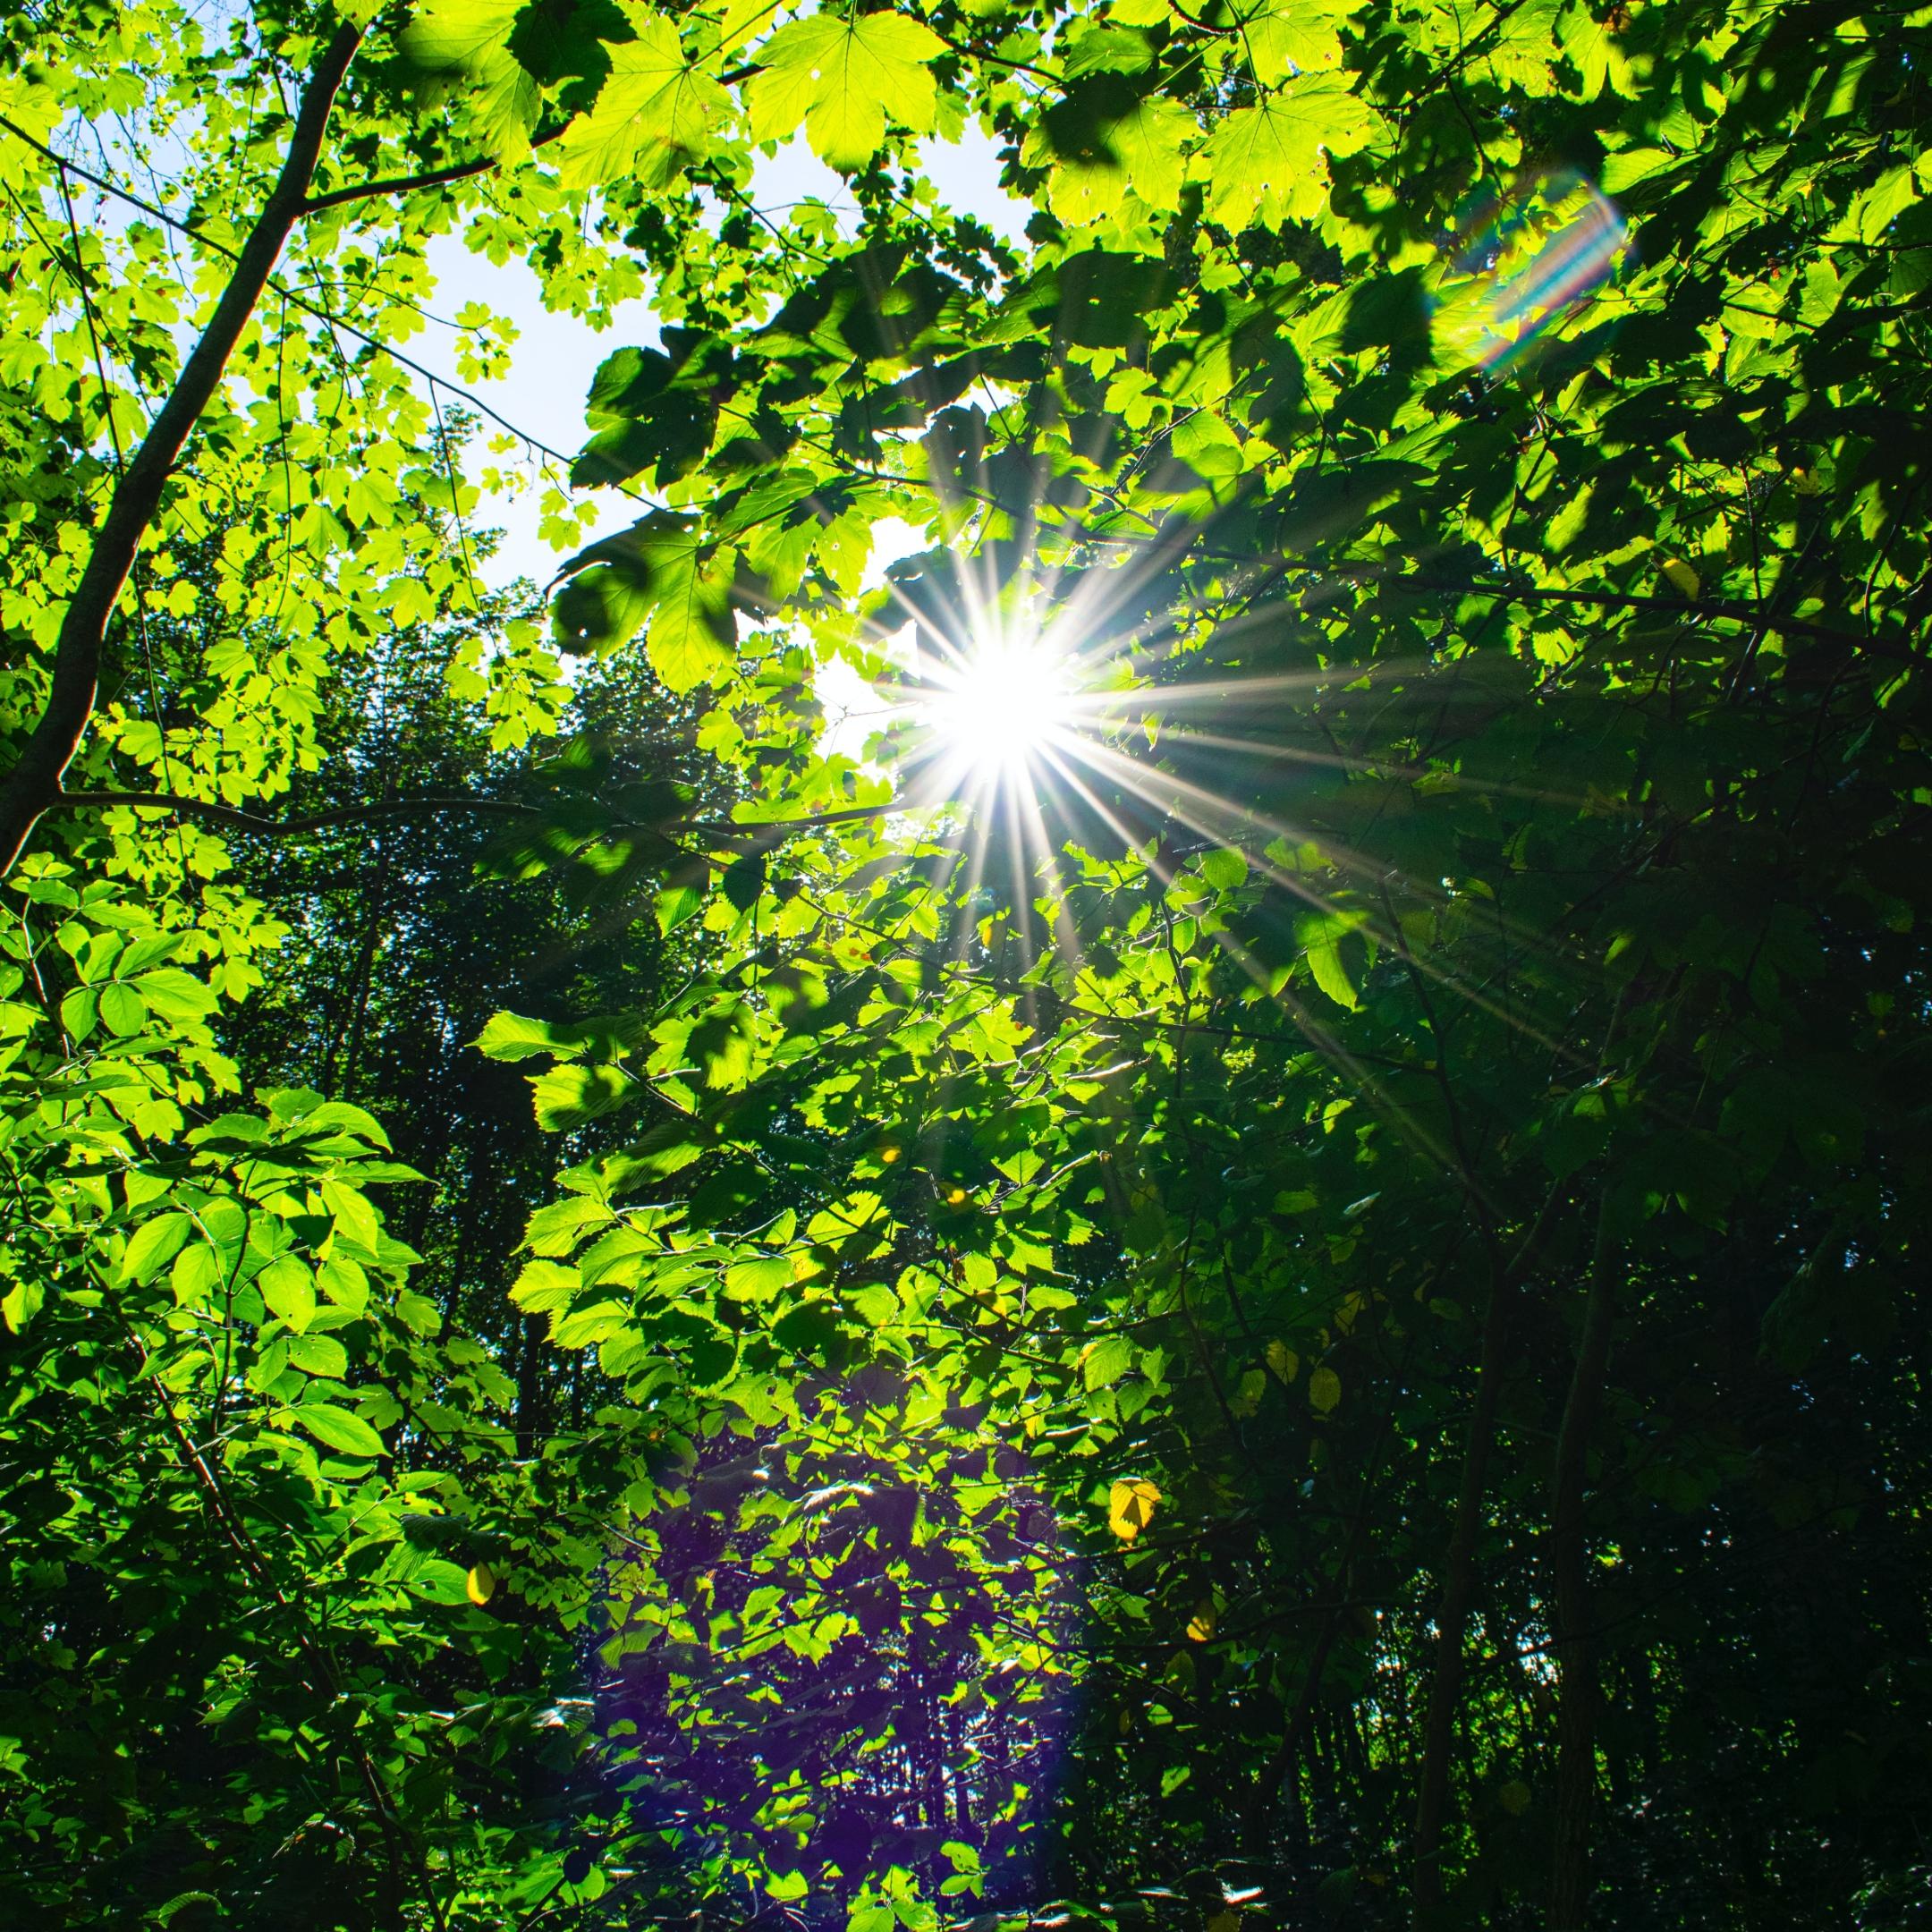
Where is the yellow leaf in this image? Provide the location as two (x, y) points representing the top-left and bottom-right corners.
(1267, 1339), (1299, 1382)
(1186, 1601), (1217, 1642)
(1309, 1365), (1342, 1413)
(1107, 1477), (1162, 1541)
(1660, 555), (1700, 599)
(466, 1563), (497, 1606)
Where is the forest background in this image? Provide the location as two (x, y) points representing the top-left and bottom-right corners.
(1, 0), (1928, 1929)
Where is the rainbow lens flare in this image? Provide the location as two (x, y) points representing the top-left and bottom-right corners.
(1432, 171), (1630, 371)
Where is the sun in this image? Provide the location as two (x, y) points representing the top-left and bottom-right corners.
(920, 635), (1075, 779)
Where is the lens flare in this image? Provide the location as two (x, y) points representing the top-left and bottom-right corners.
(1433, 170), (1629, 372)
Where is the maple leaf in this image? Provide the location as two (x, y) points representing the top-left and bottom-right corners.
(553, 9), (732, 188)
(553, 513), (740, 692)
(1200, 81), (1373, 231)
(747, 13), (945, 170)
(1232, 0), (1352, 87)
(398, 0), (540, 160)
(1035, 96), (1193, 225)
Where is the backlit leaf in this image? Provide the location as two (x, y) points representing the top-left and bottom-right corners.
(552, 12), (731, 189)
(1107, 1477), (1161, 1541)
(532, 1063), (638, 1131)
(291, 1402), (386, 1459)
(121, 1213), (192, 1285)
(258, 1255), (318, 1333)
(747, 14), (945, 168)
(1200, 83), (1372, 231)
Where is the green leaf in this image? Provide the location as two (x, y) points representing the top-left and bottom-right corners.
(132, 966), (218, 1023)
(552, 1300), (630, 1348)
(477, 1010), (573, 1062)
(59, 985), (96, 1042)
(319, 1177), (382, 1258)
(512, 1258), (579, 1313)
(2, 1278), (45, 1334)
(525, 1194), (617, 1255)
(551, 513), (737, 690)
(552, 11), (731, 189)
(121, 1212), (193, 1285)
(1082, 1333), (1134, 1390)
(1032, 89), (1191, 225)
(403, 1555), (473, 1605)
(1199, 82), (1371, 231)
(1199, 847), (1249, 893)
(1235, 0), (1349, 84)
(318, 1258), (369, 1312)
(656, 879), (708, 935)
(1555, 1), (1637, 98)
(397, 0), (539, 160)
(531, 1063), (637, 1131)
(258, 1255), (318, 1333)
(300, 1100), (394, 1149)
(724, 1256), (793, 1301)
(98, 980), (148, 1037)
(290, 1402), (386, 1459)
(1297, 913), (1362, 1010)
(286, 1333), (349, 1377)
(747, 14), (945, 169)
(396, 1288), (444, 1336)
(397, 0), (522, 68)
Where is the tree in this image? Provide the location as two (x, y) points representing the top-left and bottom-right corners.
(3, 0), (1930, 1928)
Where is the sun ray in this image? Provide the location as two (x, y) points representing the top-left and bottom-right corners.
(1030, 743), (1467, 1182)
(1044, 733), (1580, 1066)
(840, 520), (1594, 1081)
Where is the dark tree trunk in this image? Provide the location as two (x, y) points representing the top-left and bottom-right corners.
(1547, 1203), (1618, 1928)
(1411, 1255), (1513, 1921)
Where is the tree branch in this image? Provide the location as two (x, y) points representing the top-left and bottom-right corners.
(1546, 1195), (1618, 1931)
(0, 23), (364, 877)
(302, 126), (566, 213)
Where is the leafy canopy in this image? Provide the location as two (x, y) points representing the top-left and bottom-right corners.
(1, 0), (1929, 1927)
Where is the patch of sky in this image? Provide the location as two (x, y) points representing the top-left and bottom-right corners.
(420, 231), (658, 592)
(745, 120), (1029, 249)
(912, 123), (1031, 250)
